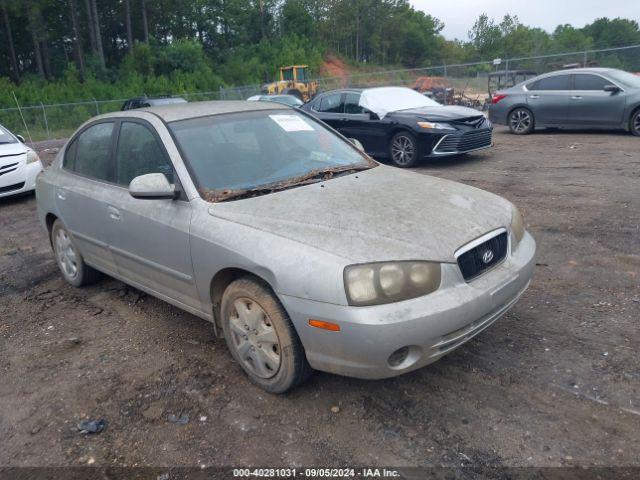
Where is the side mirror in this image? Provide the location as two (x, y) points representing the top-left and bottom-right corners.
(16, 134), (25, 143)
(129, 173), (177, 200)
(603, 84), (621, 93)
(348, 138), (365, 152)
(369, 112), (379, 121)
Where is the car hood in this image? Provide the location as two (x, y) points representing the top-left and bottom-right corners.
(207, 165), (513, 264)
(391, 105), (485, 121)
(0, 142), (27, 158)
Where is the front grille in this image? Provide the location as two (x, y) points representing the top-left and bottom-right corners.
(0, 162), (19, 176)
(0, 181), (25, 194)
(451, 116), (487, 128)
(434, 129), (492, 154)
(457, 231), (508, 281)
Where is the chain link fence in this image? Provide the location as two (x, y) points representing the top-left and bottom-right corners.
(1, 44), (638, 142)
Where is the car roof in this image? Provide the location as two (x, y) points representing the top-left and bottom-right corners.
(318, 88), (363, 96)
(101, 100), (290, 122)
(542, 67), (619, 76)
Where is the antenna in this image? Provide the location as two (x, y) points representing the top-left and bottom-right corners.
(12, 91), (33, 146)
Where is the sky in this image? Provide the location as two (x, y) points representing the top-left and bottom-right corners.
(410, 0), (640, 40)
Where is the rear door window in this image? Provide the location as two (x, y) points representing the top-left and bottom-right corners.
(528, 75), (571, 91)
(68, 122), (115, 182)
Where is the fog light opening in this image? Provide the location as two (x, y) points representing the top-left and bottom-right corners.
(387, 345), (422, 370)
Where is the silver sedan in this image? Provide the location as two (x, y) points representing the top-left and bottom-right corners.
(489, 68), (640, 136)
(36, 101), (536, 393)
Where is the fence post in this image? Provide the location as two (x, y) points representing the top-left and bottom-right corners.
(40, 102), (50, 140)
(93, 98), (100, 115)
(583, 50), (588, 67)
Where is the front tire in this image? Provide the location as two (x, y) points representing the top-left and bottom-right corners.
(508, 107), (535, 135)
(389, 131), (420, 168)
(51, 220), (101, 287)
(630, 109), (640, 137)
(221, 277), (311, 393)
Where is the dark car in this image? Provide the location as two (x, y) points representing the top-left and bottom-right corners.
(488, 68), (640, 136)
(121, 96), (187, 111)
(301, 87), (492, 167)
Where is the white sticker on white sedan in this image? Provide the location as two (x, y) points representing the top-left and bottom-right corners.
(269, 114), (314, 132)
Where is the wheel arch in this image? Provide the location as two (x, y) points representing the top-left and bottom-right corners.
(506, 103), (534, 123)
(45, 213), (58, 246)
(628, 103), (640, 132)
(209, 267), (279, 335)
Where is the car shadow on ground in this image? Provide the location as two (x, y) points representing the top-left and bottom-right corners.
(0, 191), (36, 207)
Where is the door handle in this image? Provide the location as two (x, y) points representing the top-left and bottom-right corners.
(56, 189), (66, 200)
(571, 96), (582, 100)
(528, 94), (540, 99)
(107, 206), (121, 221)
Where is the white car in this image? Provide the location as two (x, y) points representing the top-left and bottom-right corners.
(0, 124), (43, 198)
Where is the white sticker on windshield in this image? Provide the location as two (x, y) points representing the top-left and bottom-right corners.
(269, 114), (314, 132)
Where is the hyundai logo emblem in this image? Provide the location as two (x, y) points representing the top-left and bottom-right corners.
(482, 250), (494, 264)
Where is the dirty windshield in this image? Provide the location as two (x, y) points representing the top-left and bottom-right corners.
(169, 109), (375, 201)
(0, 125), (18, 144)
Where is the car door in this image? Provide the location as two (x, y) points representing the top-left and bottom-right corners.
(526, 74), (572, 125)
(339, 92), (387, 156)
(311, 92), (345, 130)
(567, 73), (626, 126)
(55, 121), (118, 275)
(106, 119), (200, 310)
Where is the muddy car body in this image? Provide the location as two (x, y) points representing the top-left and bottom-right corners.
(36, 101), (535, 392)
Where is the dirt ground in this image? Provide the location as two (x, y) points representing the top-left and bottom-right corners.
(0, 128), (639, 469)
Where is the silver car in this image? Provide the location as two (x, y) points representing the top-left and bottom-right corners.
(36, 101), (536, 393)
(489, 68), (640, 136)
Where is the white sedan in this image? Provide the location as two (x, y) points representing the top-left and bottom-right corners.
(0, 124), (43, 198)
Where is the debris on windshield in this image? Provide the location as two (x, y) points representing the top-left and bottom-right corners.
(201, 164), (375, 203)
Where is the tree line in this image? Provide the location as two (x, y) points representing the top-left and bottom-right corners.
(0, 0), (639, 106)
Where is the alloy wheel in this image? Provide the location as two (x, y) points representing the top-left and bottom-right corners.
(55, 228), (79, 280)
(391, 135), (415, 166)
(634, 113), (640, 135)
(510, 110), (532, 133)
(229, 298), (281, 379)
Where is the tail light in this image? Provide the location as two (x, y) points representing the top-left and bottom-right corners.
(491, 94), (507, 104)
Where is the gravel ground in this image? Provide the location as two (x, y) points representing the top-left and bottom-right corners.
(0, 128), (638, 468)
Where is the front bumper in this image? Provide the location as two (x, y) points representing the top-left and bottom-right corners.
(426, 128), (493, 157)
(0, 157), (43, 198)
(280, 231), (536, 379)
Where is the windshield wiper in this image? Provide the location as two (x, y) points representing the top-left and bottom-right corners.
(205, 164), (372, 202)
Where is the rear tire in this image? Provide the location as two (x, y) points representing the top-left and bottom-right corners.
(51, 220), (101, 287)
(389, 131), (420, 168)
(508, 107), (535, 135)
(630, 109), (640, 137)
(221, 277), (312, 393)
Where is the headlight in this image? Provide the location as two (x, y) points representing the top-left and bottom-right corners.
(26, 149), (40, 164)
(510, 206), (525, 247)
(344, 261), (441, 306)
(416, 121), (455, 130)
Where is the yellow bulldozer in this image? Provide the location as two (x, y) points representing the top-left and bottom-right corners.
(262, 65), (318, 102)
